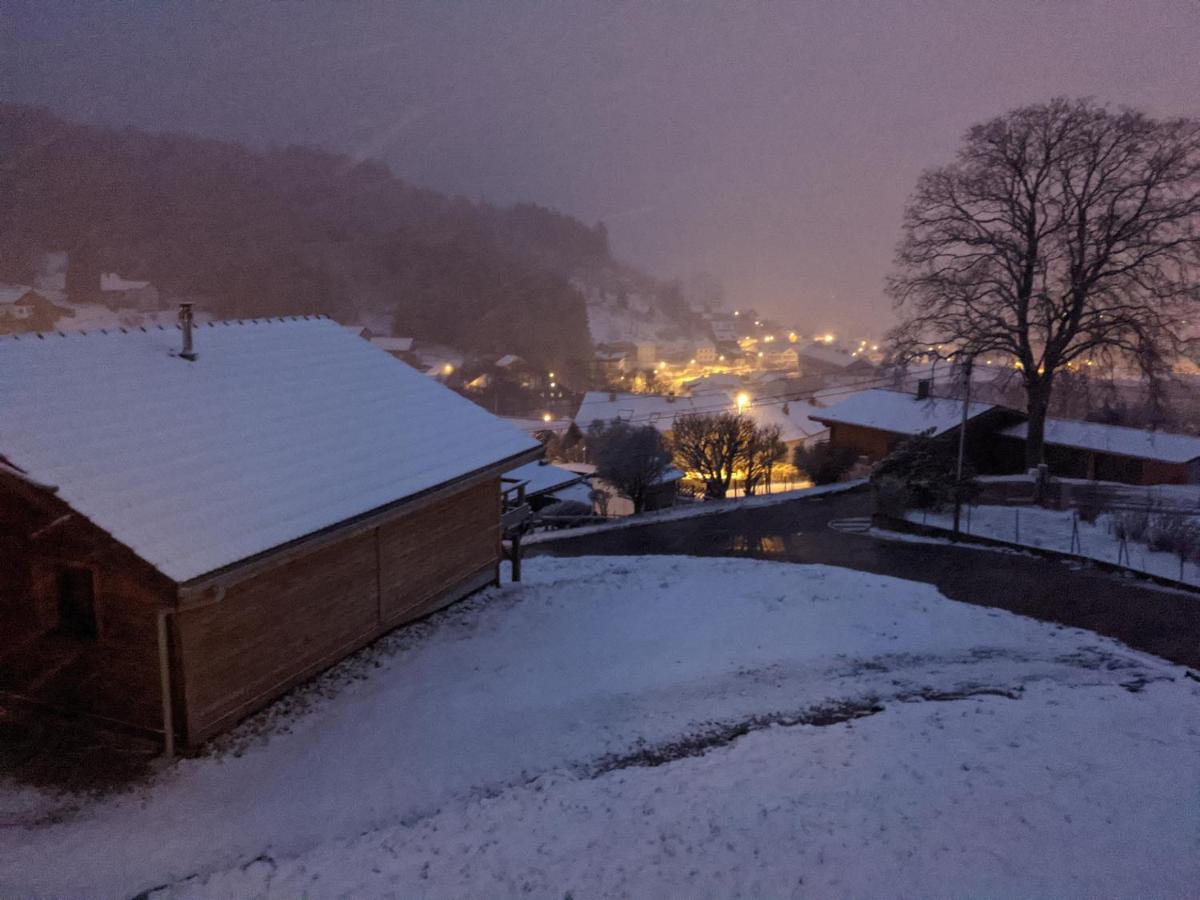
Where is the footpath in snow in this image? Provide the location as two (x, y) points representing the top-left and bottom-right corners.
(1, 556), (1197, 898)
(907, 504), (1200, 589)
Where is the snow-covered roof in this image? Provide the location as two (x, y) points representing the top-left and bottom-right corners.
(0, 318), (540, 582)
(0, 284), (36, 305)
(100, 272), (151, 292)
(501, 416), (572, 435)
(370, 336), (414, 353)
(1000, 418), (1200, 464)
(744, 400), (827, 444)
(797, 344), (862, 369)
(574, 391), (701, 433)
(810, 389), (996, 437)
(504, 461), (583, 498)
(495, 354), (523, 368)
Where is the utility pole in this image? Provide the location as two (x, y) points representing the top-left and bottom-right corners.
(952, 355), (973, 537)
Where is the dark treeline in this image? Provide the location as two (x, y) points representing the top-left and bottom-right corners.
(0, 104), (619, 376)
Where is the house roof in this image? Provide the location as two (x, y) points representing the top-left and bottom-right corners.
(369, 336), (414, 353)
(0, 317), (540, 583)
(1000, 418), (1200, 464)
(100, 272), (151, 291)
(504, 461), (583, 498)
(574, 391), (701, 433)
(743, 400), (827, 444)
(809, 388), (996, 437)
(0, 284), (37, 305)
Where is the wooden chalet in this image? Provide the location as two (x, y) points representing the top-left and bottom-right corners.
(809, 386), (1021, 465)
(0, 316), (541, 750)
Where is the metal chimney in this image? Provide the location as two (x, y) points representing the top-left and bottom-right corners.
(178, 303), (197, 361)
(916, 378), (931, 400)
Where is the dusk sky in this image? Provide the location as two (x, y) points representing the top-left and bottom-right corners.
(5, 0), (1199, 334)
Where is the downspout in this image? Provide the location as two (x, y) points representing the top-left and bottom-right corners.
(157, 608), (175, 758)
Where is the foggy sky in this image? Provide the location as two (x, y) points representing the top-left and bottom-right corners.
(4, 0), (1199, 335)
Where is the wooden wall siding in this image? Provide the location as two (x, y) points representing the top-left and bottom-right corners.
(829, 423), (897, 461)
(174, 528), (380, 741)
(0, 487), (172, 732)
(377, 478), (500, 625)
(175, 476), (503, 744)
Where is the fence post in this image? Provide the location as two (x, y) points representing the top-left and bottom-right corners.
(1071, 511), (1080, 555)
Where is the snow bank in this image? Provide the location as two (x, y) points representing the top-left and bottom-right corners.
(1, 556), (1196, 898)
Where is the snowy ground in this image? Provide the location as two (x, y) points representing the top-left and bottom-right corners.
(2, 556), (1197, 898)
(909, 504), (1200, 588)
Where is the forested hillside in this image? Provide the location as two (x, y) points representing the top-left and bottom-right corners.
(0, 104), (657, 375)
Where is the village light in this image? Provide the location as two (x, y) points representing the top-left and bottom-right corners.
(736, 391), (751, 412)
(549, 381), (556, 388)
(442, 363), (454, 375)
(542, 412), (553, 423)
(718, 355), (725, 361)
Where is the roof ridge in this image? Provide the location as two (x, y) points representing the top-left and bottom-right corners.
(1, 313), (331, 342)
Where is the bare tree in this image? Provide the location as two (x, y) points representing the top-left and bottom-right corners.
(587, 420), (672, 514)
(889, 98), (1200, 467)
(671, 412), (753, 499)
(740, 424), (787, 496)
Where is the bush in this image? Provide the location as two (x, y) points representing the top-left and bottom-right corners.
(794, 442), (858, 485)
(870, 433), (976, 512)
(1110, 509), (1149, 543)
(874, 474), (910, 518)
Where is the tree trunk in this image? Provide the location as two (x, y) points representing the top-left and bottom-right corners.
(1024, 383), (1051, 470)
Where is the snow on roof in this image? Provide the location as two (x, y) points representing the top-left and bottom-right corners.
(797, 344), (860, 369)
(100, 272), (151, 292)
(495, 354), (523, 368)
(504, 461), (583, 497)
(574, 391), (702, 433)
(810, 389), (995, 437)
(0, 284), (36, 305)
(0, 318), (540, 582)
(369, 336), (414, 353)
(744, 400), (827, 444)
(1000, 418), (1200, 464)
(501, 416), (572, 435)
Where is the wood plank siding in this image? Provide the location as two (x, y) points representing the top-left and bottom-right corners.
(173, 477), (502, 744)
(0, 486), (174, 733)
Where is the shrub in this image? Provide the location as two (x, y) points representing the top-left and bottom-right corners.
(1110, 509), (1149, 543)
(794, 441), (858, 485)
(870, 433), (976, 512)
(874, 474), (910, 518)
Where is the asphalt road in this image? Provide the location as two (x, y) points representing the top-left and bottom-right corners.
(533, 489), (1200, 670)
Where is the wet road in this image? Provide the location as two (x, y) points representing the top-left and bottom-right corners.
(533, 489), (1200, 670)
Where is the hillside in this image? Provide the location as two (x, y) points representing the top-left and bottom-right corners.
(0, 105), (693, 377)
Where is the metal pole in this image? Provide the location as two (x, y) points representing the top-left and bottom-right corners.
(952, 355), (973, 537)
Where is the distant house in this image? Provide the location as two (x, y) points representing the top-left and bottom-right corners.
(0, 286), (67, 334)
(761, 346), (799, 371)
(575, 390), (701, 434)
(809, 387), (1019, 463)
(591, 349), (630, 383)
(694, 342), (718, 364)
(797, 343), (876, 377)
(0, 317), (540, 748)
(999, 419), (1200, 485)
(369, 336), (415, 356)
(100, 272), (160, 311)
(504, 461), (590, 511)
(742, 399), (827, 452)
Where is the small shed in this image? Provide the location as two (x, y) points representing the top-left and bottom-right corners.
(999, 419), (1200, 485)
(0, 317), (541, 749)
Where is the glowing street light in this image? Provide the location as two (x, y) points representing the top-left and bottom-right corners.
(442, 363), (454, 375)
(736, 391), (751, 412)
(542, 412), (553, 423)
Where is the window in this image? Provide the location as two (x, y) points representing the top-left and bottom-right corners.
(57, 567), (97, 638)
